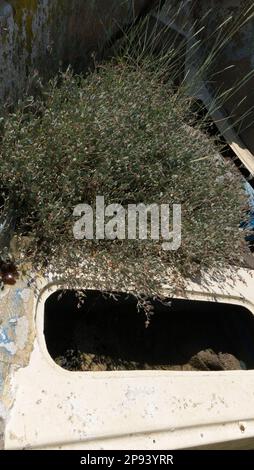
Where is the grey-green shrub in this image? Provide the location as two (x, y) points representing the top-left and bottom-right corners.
(0, 62), (248, 294)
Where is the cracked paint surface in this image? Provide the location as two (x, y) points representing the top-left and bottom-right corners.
(0, 282), (35, 449)
(3, 270), (254, 450)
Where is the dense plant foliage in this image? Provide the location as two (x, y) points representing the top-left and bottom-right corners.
(0, 59), (248, 294)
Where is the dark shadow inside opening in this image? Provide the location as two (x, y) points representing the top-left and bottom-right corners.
(44, 290), (254, 371)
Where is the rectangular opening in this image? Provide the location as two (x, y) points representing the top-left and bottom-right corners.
(44, 290), (254, 372)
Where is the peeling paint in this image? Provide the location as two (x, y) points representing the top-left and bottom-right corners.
(0, 332), (16, 355)
(15, 316), (29, 351)
(0, 281), (35, 449)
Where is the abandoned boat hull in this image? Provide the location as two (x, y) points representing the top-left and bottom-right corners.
(1, 267), (254, 450)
